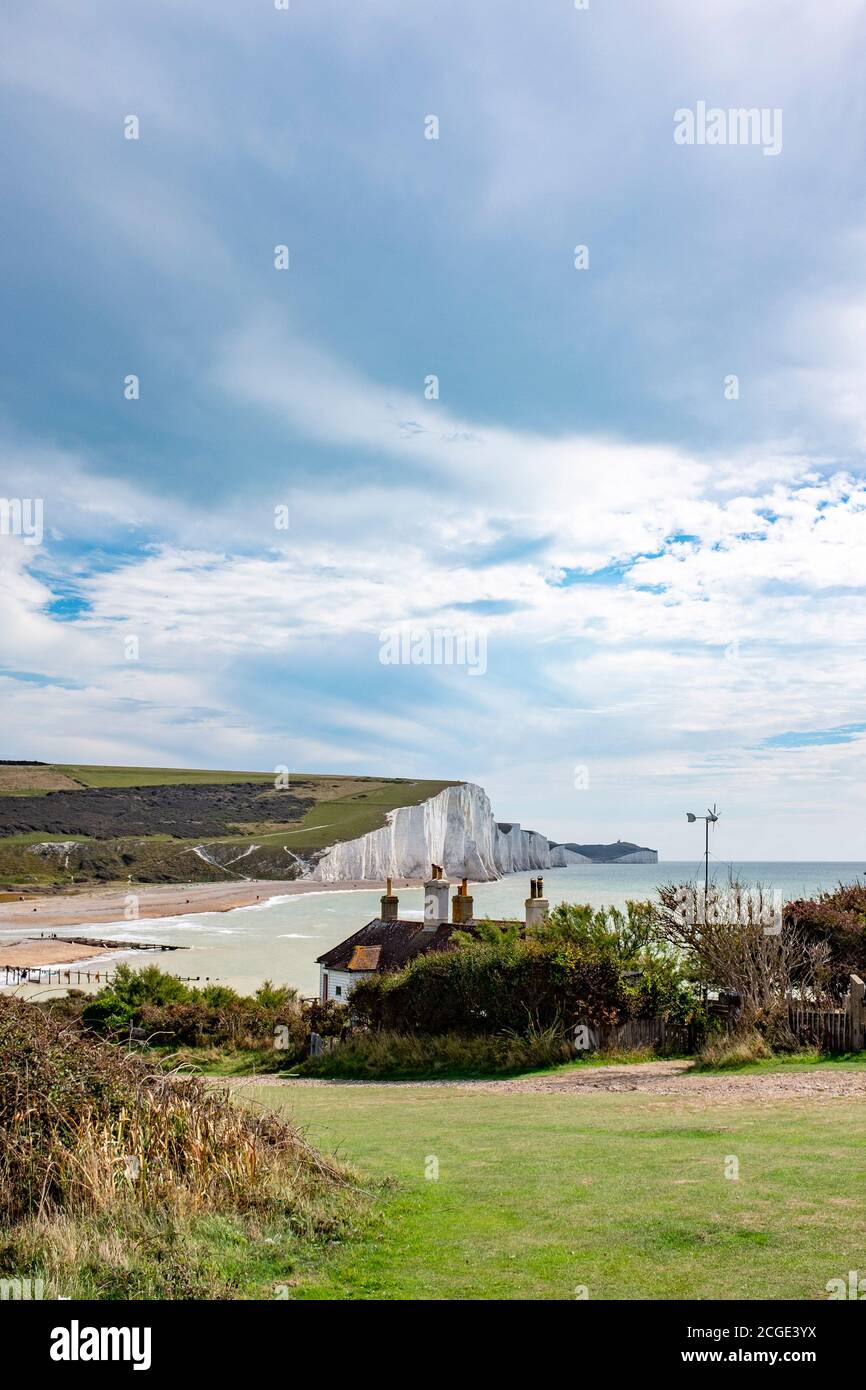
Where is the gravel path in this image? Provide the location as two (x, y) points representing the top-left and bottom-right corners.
(220, 1059), (866, 1103)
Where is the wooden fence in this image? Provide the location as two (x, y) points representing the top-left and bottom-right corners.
(596, 1017), (701, 1054)
(788, 975), (864, 1051)
(583, 975), (866, 1056)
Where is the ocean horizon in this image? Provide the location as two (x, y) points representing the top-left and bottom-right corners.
(19, 859), (864, 997)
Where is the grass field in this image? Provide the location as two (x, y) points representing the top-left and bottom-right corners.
(245, 1078), (866, 1300)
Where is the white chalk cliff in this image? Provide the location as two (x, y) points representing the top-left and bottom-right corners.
(306, 782), (591, 882)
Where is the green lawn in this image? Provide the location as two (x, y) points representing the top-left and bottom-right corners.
(245, 1081), (866, 1300)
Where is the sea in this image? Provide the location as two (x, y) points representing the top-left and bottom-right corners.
(7, 861), (864, 998)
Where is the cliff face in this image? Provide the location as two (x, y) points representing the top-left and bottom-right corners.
(306, 782), (590, 882)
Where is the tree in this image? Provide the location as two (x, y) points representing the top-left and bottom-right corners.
(654, 881), (831, 1043)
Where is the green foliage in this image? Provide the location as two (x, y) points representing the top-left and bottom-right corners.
(539, 899), (657, 961)
(254, 979), (300, 1011)
(302, 998), (349, 1038)
(348, 936), (628, 1035)
(80, 997), (135, 1034)
(624, 955), (702, 1025)
(452, 917), (521, 947)
(300, 1026), (575, 1079)
(105, 963), (192, 1008)
(64, 967), (309, 1056)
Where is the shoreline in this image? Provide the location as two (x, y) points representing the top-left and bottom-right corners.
(0, 877), (424, 933)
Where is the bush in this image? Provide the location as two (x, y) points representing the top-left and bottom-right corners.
(63, 967), (310, 1058)
(105, 963), (194, 1008)
(694, 1030), (773, 1070)
(0, 994), (356, 1225)
(625, 956), (701, 1024)
(300, 1026), (575, 1079)
(80, 997), (135, 1034)
(785, 882), (866, 996)
(302, 998), (348, 1038)
(348, 936), (628, 1036)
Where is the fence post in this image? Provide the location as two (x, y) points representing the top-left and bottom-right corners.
(848, 975), (865, 1051)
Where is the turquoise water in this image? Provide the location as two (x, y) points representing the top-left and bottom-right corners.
(26, 861), (866, 996)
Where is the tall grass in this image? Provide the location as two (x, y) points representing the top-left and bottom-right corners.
(0, 995), (369, 1297)
(694, 1030), (773, 1070)
(301, 1026), (575, 1079)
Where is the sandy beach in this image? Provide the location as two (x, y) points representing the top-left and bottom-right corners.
(0, 939), (120, 968)
(0, 877), (422, 932)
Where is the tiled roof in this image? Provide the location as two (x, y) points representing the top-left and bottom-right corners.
(347, 944), (382, 971)
(316, 917), (520, 973)
(316, 918), (457, 972)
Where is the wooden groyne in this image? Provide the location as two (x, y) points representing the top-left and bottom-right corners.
(3, 965), (203, 987)
(46, 934), (185, 952)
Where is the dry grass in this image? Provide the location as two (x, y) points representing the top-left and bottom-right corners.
(0, 994), (377, 1298)
(0, 994), (361, 1230)
(0, 765), (83, 795)
(300, 1026), (576, 1079)
(694, 1029), (774, 1069)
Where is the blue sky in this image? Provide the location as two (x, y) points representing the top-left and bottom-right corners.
(2, 0), (866, 857)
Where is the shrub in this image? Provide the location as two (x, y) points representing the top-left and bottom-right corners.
(694, 1030), (773, 1070)
(254, 980), (299, 1011)
(301, 1026), (575, 1079)
(133, 1000), (307, 1056)
(625, 956), (701, 1024)
(0, 994), (356, 1225)
(302, 998), (348, 1038)
(539, 900), (657, 960)
(785, 882), (866, 996)
(64, 968), (309, 1057)
(80, 997), (135, 1034)
(105, 963), (193, 1008)
(348, 936), (628, 1035)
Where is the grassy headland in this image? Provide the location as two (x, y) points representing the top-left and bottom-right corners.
(0, 763), (458, 887)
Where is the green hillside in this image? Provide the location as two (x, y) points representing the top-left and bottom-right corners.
(0, 763), (459, 888)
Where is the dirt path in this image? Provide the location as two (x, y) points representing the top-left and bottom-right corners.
(220, 1058), (866, 1102)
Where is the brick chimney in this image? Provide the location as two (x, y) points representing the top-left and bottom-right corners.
(525, 876), (549, 928)
(423, 862), (449, 929)
(380, 877), (399, 922)
(451, 877), (474, 925)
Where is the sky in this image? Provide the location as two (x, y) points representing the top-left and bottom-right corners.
(2, 0), (866, 859)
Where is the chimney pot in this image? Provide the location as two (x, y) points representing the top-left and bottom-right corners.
(525, 877), (549, 928)
(380, 878), (399, 921)
(423, 868), (450, 928)
(452, 879), (474, 925)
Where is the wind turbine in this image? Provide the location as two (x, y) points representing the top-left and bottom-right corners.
(686, 804), (719, 900)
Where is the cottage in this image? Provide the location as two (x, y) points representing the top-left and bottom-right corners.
(315, 866), (549, 1002)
